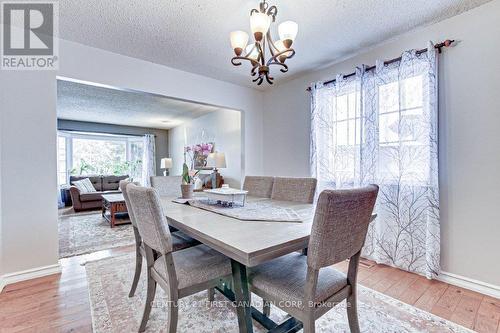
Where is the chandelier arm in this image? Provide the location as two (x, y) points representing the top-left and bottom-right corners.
(266, 31), (278, 57)
(266, 5), (278, 22)
(266, 48), (296, 66)
(231, 56), (259, 67)
(256, 40), (266, 66)
(265, 72), (274, 84)
(268, 60), (289, 73)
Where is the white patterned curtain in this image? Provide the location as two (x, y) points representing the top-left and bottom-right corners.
(311, 42), (440, 278)
(141, 134), (156, 187)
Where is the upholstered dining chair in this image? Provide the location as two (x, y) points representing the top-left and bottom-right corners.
(249, 185), (379, 333)
(126, 184), (233, 333)
(242, 176), (275, 198)
(150, 176), (183, 196)
(119, 180), (199, 298)
(270, 177), (317, 203)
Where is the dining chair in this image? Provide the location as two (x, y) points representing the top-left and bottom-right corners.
(270, 177), (317, 203)
(126, 184), (233, 333)
(248, 185), (379, 333)
(119, 180), (200, 298)
(150, 175), (183, 196)
(242, 176), (275, 198)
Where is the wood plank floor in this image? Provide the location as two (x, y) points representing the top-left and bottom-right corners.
(1, 246), (499, 333)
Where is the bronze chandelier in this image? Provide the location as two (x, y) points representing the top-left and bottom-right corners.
(230, 0), (298, 85)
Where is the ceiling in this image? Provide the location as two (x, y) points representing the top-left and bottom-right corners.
(57, 79), (229, 129)
(59, 0), (491, 89)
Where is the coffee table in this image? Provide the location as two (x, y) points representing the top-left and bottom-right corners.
(102, 193), (130, 228)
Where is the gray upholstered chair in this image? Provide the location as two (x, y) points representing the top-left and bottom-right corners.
(271, 177), (317, 203)
(249, 185), (379, 333)
(119, 180), (199, 298)
(242, 176), (275, 198)
(126, 184), (232, 333)
(150, 176), (182, 196)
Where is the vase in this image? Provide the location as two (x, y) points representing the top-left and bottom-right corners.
(181, 184), (194, 199)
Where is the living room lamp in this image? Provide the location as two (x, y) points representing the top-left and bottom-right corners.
(207, 152), (226, 189)
(160, 157), (173, 176)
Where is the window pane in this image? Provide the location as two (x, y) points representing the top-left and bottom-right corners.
(379, 113), (399, 144)
(71, 138), (126, 176)
(336, 94), (348, 120)
(379, 81), (399, 113)
(400, 76), (423, 109)
(336, 121), (348, 146)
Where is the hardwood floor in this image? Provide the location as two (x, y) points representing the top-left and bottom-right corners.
(1, 246), (499, 333)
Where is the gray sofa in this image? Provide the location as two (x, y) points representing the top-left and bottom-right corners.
(69, 175), (128, 211)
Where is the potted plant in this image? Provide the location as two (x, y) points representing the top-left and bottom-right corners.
(181, 163), (199, 199)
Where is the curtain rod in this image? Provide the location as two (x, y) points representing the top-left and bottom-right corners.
(306, 39), (454, 92)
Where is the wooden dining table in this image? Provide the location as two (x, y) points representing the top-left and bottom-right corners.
(160, 195), (313, 333)
(160, 195), (375, 333)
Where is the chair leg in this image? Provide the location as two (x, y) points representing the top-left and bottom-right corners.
(263, 300), (271, 317)
(139, 272), (157, 332)
(346, 292), (360, 333)
(208, 288), (215, 302)
(129, 244), (143, 297)
(167, 298), (179, 333)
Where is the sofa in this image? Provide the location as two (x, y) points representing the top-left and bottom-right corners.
(69, 175), (129, 211)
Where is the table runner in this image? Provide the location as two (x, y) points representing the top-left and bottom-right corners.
(173, 198), (305, 222)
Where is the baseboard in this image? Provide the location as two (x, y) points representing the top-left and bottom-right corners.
(0, 263), (62, 293)
(438, 271), (500, 299)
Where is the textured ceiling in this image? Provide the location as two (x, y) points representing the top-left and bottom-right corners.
(57, 80), (228, 129)
(59, 0), (491, 89)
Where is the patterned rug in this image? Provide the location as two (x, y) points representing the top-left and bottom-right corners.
(85, 253), (473, 333)
(59, 211), (135, 258)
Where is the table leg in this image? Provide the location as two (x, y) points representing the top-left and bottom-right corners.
(111, 204), (116, 228)
(231, 259), (253, 333)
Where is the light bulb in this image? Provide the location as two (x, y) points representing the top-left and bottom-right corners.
(245, 44), (259, 61)
(250, 12), (271, 41)
(230, 31), (249, 56)
(278, 20), (298, 48)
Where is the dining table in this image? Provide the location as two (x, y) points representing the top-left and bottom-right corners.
(160, 195), (375, 333)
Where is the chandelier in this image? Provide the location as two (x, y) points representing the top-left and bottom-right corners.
(230, 0), (298, 85)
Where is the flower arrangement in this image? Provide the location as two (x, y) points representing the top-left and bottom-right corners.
(184, 142), (214, 169)
(181, 163), (199, 185)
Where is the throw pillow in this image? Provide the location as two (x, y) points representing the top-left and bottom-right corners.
(73, 178), (97, 193)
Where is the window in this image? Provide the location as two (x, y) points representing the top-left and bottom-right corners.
(377, 75), (429, 184)
(57, 131), (144, 185)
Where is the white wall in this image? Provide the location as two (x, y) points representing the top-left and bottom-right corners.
(0, 71), (59, 276)
(262, 0), (500, 286)
(169, 109), (242, 188)
(0, 38), (264, 278)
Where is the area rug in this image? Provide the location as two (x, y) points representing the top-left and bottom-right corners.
(85, 253), (473, 333)
(59, 212), (135, 258)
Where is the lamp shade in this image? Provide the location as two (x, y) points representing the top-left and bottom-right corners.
(250, 12), (271, 41)
(278, 20), (298, 48)
(160, 158), (173, 169)
(230, 30), (249, 55)
(206, 152), (226, 168)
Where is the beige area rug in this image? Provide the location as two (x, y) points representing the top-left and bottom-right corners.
(59, 210), (135, 258)
(85, 253), (473, 333)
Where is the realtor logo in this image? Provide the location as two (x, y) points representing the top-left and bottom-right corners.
(1, 1), (59, 70)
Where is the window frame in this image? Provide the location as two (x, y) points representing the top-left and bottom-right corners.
(57, 131), (143, 185)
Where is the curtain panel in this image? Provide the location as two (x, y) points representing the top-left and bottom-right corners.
(310, 42), (440, 278)
(142, 134), (156, 187)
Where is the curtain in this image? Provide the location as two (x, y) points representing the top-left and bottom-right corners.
(310, 42), (440, 278)
(141, 134), (156, 187)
